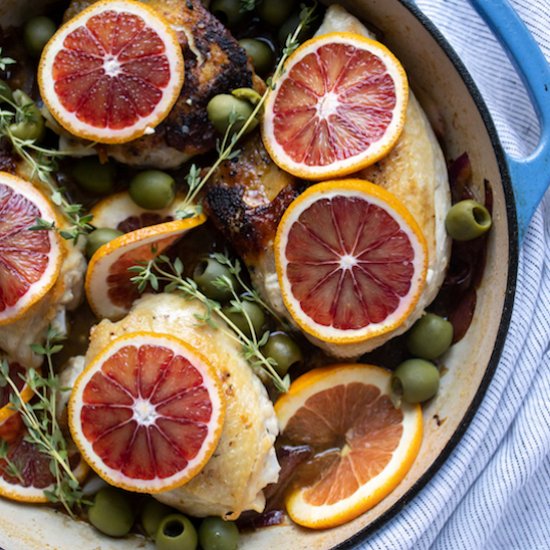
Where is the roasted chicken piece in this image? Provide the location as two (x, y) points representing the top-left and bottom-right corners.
(63, 0), (255, 168)
(206, 5), (451, 358)
(205, 134), (303, 314)
(81, 293), (279, 519)
(0, 165), (86, 369)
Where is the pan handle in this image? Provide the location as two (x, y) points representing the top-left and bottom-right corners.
(468, 0), (550, 241)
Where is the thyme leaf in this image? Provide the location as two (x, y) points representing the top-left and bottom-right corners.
(130, 256), (290, 393)
(0, 328), (87, 516)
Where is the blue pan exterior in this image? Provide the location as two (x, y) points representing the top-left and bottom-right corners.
(336, 1), (519, 547)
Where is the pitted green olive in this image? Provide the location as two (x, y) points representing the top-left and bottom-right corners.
(261, 332), (303, 376)
(86, 228), (123, 258)
(391, 359), (440, 404)
(210, 0), (244, 28)
(406, 313), (454, 359)
(155, 513), (197, 550)
(207, 94), (257, 136)
(129, 170), (176, 210)
(257, 0), (295, 26)
(9, 90), (45, 142)
(23, 15), (57, 57)
(192, 257), (237, 301)
(445, 199), (492, 241)
(87, 487), (134, 538)
(72, 157), (116, 195)
(198, 516), (239, 550)
(238, 38), (275, 76)
(222, 300), (265, 337)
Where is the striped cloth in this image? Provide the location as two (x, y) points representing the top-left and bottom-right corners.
(358, 1), (550, 549)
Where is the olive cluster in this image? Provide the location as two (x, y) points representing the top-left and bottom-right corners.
(89, 487), (240, 550)
(193, 256), (303, 377)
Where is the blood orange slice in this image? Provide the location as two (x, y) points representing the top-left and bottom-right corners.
(262, 32), (408, 180)
(68, 332), (225, 493)
(85, 215), (206, 320)
(0, 172), (63, 326)
(38, 0), (184, 144)
(90, 190), (185, 233)
(0, 428), (89, 503)
(275, 364), (422, 528)
(274, 179), (427, 347)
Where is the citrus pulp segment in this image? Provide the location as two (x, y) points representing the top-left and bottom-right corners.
(0, 431), (88, 503)
(85, 215), (206, 320)
(38, 0), (184, 144)
(262, 32), (408, 179)
(274, 179), (427, 345)
(275, 364), (422, 528)
(68, 332), (225, 493)
(0, 172), (63, 326)
(90, 190), (186, 233)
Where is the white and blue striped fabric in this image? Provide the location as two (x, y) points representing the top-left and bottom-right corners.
(359, 1), (550, 549)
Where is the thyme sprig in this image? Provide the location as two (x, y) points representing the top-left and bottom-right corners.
(210, 251), (288, 326)
(0, 78), (93, 243)
(129, 255), (290, 393)
(0, 328), (87, 516)
(0, 47), (15, 71)
(175, 4), (317, 220)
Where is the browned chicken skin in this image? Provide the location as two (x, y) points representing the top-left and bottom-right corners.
(205, 134), (302, 263)
(64, 0), (254, 167)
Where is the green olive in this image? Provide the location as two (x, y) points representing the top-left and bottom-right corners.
(210, 0), (244, 28)
(278, 12), (309, 46)
(258, 0), (294, 26)
(140, 498), (174, 540)
(72, 157), (116, 195)
(222, 300), (265, 337)
(9, 90), (45, 142)
(445, 199), (492, 241)
(231, 87), (262, 106)
(0, 79), (14, 104)
(207, 94), (257, 136)
(198, 516), (239, 550)
(391, 359), (440, 404)
(238, 38), (275, 76)
(156, 513), (197, 550)
(193, 257), (237, 301)
(406, 313), (454, 360)
(87, 487), (134, 538)
(86, 228), (123, 258)
(129, 170), (176, 210)
(261, 332), (302, 376)
(23, 15), (57, 57)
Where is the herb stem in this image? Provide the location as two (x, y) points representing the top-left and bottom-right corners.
(177, 5), (316, 215)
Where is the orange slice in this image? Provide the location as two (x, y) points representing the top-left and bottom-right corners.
(0, 361), (36, 427)
(85, 215), (206, 320)
(0, 172), (63, 326)
(262, 32), (408, 180)
(90, 190), (186, 233)
(0, 429), (89, 503)
(275, 364), (422, 528)
(38, 0), (184, 144)
(68, 332), (225, 493)
(274, 179), (427, 345)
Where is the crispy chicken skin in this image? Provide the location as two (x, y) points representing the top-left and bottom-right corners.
(84, 294), (280, 519)
(204, 134), (303, 314)
(64, 0), (254, 168)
